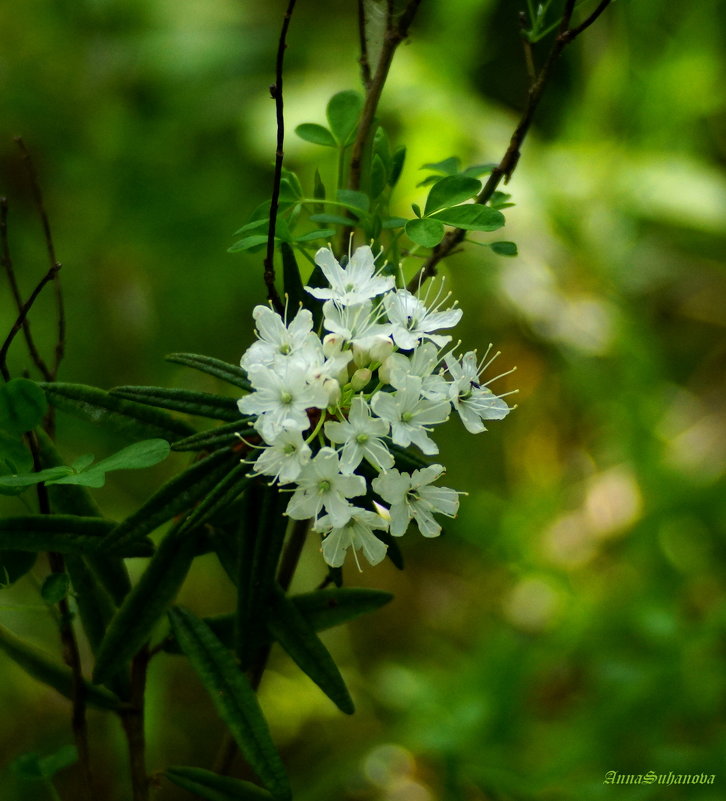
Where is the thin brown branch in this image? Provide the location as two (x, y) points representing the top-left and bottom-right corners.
(0, 262), (61, 381)
(119, 647), (150, 801)
(14, 138), (65, 379)
(348, 0), (423, 193)
(407, 0), (613, 291)
(357, 0), (372, 90)
(0, 199), (52, 382)
(263, 0), (298, 315)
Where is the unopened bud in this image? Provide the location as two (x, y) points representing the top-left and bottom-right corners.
(323, 333), (344, 357)
(378, 356), (394, 385)
(350, 368), (372, 392)
(323, 378), (341, 405)
(352, 343), (370, 367)
(369, 335), (394, 363)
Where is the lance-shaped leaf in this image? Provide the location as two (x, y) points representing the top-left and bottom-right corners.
(165, 766), (274, 801)
(178, 462), (252, 535)
(110, 386), (241, 422)
(0, 515), (151, 556)
(172, 421), (257, 452)
(169, 607), (291, 800)
(267, 587), (354, 715)
(37, 430), (132, 603)
(235, 484), (288, 669)
(0, 623), (120, 710)
(65, 556), (116, 654)
(280, 242), (306, 312)
(101, 448), (238, 552)
(93, 526), (200, 684)
(40, 383), (194, 440)
(166, 353), (251, 391)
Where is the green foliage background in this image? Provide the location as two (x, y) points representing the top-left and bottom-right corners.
(1, 1), (725, 799)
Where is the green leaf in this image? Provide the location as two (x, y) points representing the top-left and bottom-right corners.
(326, 90), (363, 146)
(0, 465), (72, 489)
(309, 213), (350, 226)
(280, 169), (303, 200)
(381, 216), (407, 229)
(65, 555), (116, 653)
(40, 382), (195, 440)
(420, 156), (460, 176)
(233, 219), (268, 237)
(228, 235), (269, 253)
(165, 353), (251, 391)
(313, 168), (326, 205)
(463, 162), (497, 178)
(0, 550), (36, 587)
(0, 430), (33, 496)
(335, 189), (370, 213)
(405, 218), (445, 248)
(281, 241), (306, 312)
(389, 145), (406, 187)
(293, 228), (335, 243)
(0, 515), (151, 557)
(168, 606), (291, 801)
(0, 378), (48, 436)
(291, 588), (394, 631)
(12, 745), (78, 781)
(41, 572), (70, 604)
(178, 461), (252, 535)
(165, 766), (274, 801)
(424, 175), (481, 216)
(295, 123), (336, 147)
(101, 448), (239, 552)
(172, 421), (256, 452)
(430, 204), (505, 231)
(110, 386), (241, 422)
(93, 526), (200, 684)
(0, 623), (120, 709)
(370, 153), (387, 199)
(489, 240), (518, 256)
(267, 587), (354, 714)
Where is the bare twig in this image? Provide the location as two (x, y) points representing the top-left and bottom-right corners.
(263, 0), (298, 315)
(119, 647), (150, 801)
(0, 199), (53, 382)
(357, 0), (373, 90)
(407, 0), (613, 291)
(348, 0), (423, 193)
(14, 138), (65, 379)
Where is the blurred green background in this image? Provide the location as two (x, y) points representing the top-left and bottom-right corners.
(1, 1), (725, 799)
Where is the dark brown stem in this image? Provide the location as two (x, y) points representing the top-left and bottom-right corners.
(120, 647), (150, 801)
(407, 0), (613, 291)
(212, 519), (310, 776)
(263, 0), (298, 315)
(348, 0), (423, 193)
(357, 0), (372, 90)
(14, 138), (65, 379)
(0, 199), (53, 382)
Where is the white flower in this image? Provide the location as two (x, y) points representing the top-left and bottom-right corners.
(383, 288), (462, 350)
(446, 351), (512, 434)
(286, 447), (366, 526)
(372, 464), (459, 538)
(384, 341), (449, 400)
(322, 300), (392, 349)
(306, 245), (395, 306)
(239, 362), (328, 441)
(252, 428), (311, 484)
(316, 509), (389, 569)
(241, 305), (318, 370)
(324, 396), (395, 473)
(370, 375), (450, 455)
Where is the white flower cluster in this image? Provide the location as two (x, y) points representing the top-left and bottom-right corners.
(237, 245), (513, 570)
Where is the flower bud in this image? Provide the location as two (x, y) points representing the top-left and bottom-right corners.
(323, 333), (345, 357)
(352, 343), (370, 367)
(378, 356), (394, 385)
(368, 335), (394, 364)
(323, 378), (341, 405)
(350, 367), (372, 392)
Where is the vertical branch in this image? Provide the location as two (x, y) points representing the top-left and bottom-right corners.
(119, 647), (150, 801)
(14, 138), (66, 379)
(263, 0), (298, 315)
(357, 0), (373, 90)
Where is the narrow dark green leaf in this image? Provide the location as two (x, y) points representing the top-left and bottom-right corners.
(309, 213), (350, 226)
(110, 386), (241, 422)
(40, 383), (194, 440)
(405, 218), (445, 248)
(267, 587), (354, 714)
(389, 145), (406, 187)
(172, 422), (256, 452)
(420, 156), (460, 175)
(295, 123), (336, 147)
(424, 175), (481, 216)
(0, 550), (36, 587)
(281, 241), (306, 311)
(381, 216), (407, 230)
(370, 153), (387, 199)
(0, 378), (48, 436)
(65, 555), (116, 653)
(41, 572), (70, 604)
(326, 90), (363, 146)
(166, 353), (251, 391)
(0, 466), (71, 489)
(0, 515), (150, 556)
(178, 461), (252, 535)
(489, 240), (518, 256)
(233, 219), (268, 237)
(0, 623), (120, 709)
(430, 204), (505, 231)
(313, 168), (326, 206)
(166, 766), (274, 801)
(93, 526), (200, 684)
(168, 607), (291, 801)
(293, 228), (335, 243)
(101, 448), (239, 552)
(228, 235), (269, 253)
(291, 588), (394, 631)
(0, 430), (33, 496)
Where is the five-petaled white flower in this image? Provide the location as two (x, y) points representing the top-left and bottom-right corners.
(383, 288), (462, 350)
(316, 509), (389, 569)
(306, 245), (395, 306)
(445, 351), (511, 434)
(324, 396), (395, 473)
(241, 305), (318, 371)
(372, 465), (459, 538)
(251, 428), (311, 484)
(286, 447), (366, 526)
